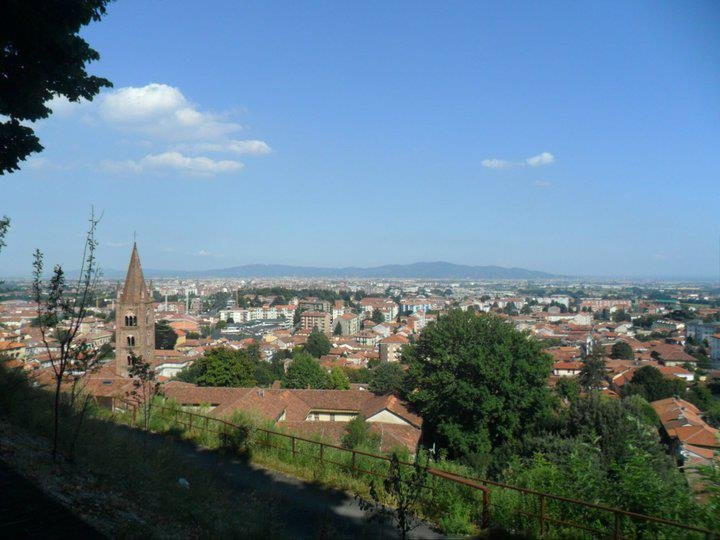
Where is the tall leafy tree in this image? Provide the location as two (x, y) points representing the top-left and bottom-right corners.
(1, 1), (113, 174)
(578, 346), (607, 391)
(406, 310), (553, 459)
(342, 414), (381, 451)
(154, 320), (178, 350)
(177, 347), (255, 387)
(282, 351), (329, 389)
(611, 341), (634, 360)
(0, 216), (9, 253)
(371, 308), (384, 323)
(369, 362), (406, 396)
(305, 327), (331, 358)
(328, 366), (350, 390)
(624, 365), (685, 402)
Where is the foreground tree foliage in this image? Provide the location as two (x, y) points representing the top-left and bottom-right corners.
(0, 216), (9, 253)
(31, 211), (106, 460)
(405, 310), (553, 460)
(0, 0), (113, 174)
(342, 414), (381, 451)
(506, 393), (699, 528)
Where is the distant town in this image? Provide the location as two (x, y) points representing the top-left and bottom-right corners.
(2, 244), (718, 472)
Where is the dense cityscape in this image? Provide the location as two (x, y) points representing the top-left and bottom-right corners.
(2, 1), (719, 538)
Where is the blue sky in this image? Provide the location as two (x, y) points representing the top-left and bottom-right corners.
(2, 1), (719, 278)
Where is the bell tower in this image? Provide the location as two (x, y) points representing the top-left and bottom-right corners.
(115, 243), (155, 376)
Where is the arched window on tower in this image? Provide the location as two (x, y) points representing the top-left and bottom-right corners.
(125, 313), (137, 327)
(127, 354), (133, 366)
(126, 336), (135, 347)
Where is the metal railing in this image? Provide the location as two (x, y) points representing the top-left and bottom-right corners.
(122, 402), (718, 539)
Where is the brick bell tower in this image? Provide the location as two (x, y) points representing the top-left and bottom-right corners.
(115, 243), (155, 376)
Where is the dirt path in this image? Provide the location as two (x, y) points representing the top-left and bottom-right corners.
(134, 427), (445, 539)
(0, 461), (103, 539)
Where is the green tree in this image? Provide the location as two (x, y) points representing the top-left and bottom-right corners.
(177, 347), (255, 387)
(359, 453), (429, 540)
(305, 327), (331, 358)
(704, 403), (720, 429)
(578, 347), (607, 391)
(282, 351), (329, 389)
(624, 365), (685, 402)
(246, 339), (261, 362)
(342, 414), (381, 451)
(696, 447), (720, 530)
(346, 366), (371, 383)
(405, 310), (553, 459)
(333, 321), (342, 335)
(555, 376), (581, 403)
(328, 365), (350, 390)
(253, 357), (285, 387)
(154, 320), (178, 350)
(371, 308), (384, 323)
(611, 341), (634, 360)
(0, 217), (9, 254)
(369, 362), (406, 396)
(611, 309), (630, 322)
(1, 1), (113, 174)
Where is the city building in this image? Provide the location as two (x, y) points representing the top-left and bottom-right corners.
(300, 311), (331, 334)
(379, 334), (409, 362)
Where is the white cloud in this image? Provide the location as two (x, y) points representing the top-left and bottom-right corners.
(98, 83), (241, 141)
(104, 241), (129, 248)
(532, 180), (552, 187)
(45, 94), (90, 117)
(190, 139), (272, 155)
(99, 84), (186, 121)
(43, 83), (270, 176)
(526, 152), (555, 167)
(103, 151), (243, 176)
(482, 151), (556, 170)
(481, 158), (513, 170)
(195, 249), (211, 256)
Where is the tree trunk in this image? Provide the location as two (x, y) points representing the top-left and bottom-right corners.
(52, 376), (62, 462)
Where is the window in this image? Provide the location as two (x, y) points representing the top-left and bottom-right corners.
(126, 336), (135, 346)
(127, 355), (133, 365)
(329, 414), (336, 422)
(125, 314), (137, 327)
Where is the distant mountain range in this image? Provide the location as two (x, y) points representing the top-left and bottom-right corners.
(101, 261), (558, 280)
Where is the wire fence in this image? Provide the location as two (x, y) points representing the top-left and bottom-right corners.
(122, 401), (718, 539)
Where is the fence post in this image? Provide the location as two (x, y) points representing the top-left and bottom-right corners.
(539, 494), (546, 537)
(481, 489), (490, 530)
(292, 436), (296, 459)
(614, 511), (621, 540)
